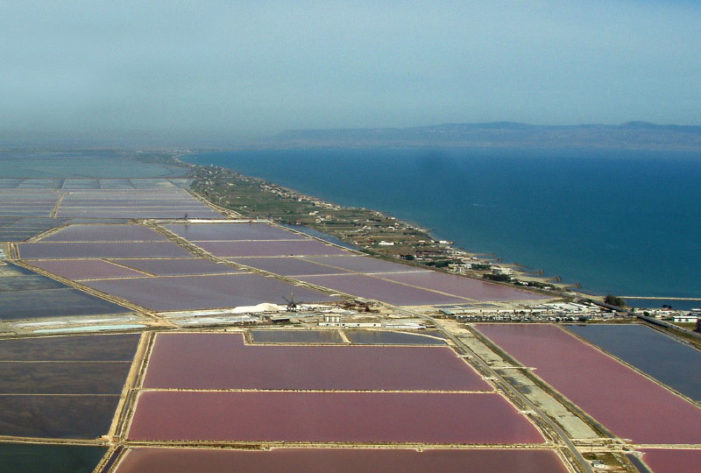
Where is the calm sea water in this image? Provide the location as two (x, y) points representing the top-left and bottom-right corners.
(186, 148), (701, 305)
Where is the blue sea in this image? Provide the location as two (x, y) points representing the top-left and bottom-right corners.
(186, 148), (701, 308)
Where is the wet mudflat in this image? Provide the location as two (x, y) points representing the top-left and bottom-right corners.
(0, 362), (132, 394)
(0, 190), (59, 217)
(0, 333), (139, 439)
(566, 324), (701, 401)
(84, 274), (337, 311)
(345, 330), (446, 345)
(0, 334), (140, 361)
(0, 395), (120, 438)
(165, 222), (308, 241)
(0, 443), (106, 473)
(0, 217), (67, 241)
(0, 287), (130, 320)
(129, 391), (543, 444)
(0, 274), (65, 292)
(0, 262), (131, 320)
(299, 274), (467, 305)
(639, 449), (701, 473)
(250, 329), (344, 344)
(476, 324), (701, 444)
(144, 333), (486, 391)
(115, 448), (568, 473)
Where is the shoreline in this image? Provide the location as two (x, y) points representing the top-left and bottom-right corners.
(171, 151), (701, 317)
(173, 154), (585, 303)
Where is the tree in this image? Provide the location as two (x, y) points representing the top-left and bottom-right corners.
(604, 294), (626, 307)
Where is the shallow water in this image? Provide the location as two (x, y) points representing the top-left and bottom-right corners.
(566, 324), (701, 401)
(0, 443), (105, 473)
(251, 329), (344, 344)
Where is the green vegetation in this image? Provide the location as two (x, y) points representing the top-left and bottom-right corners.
(483, 273), (512, 282)
(191, 166), (451, 265)
(190, 164), (561, 296)
(604, 294), (626, 307)
(470, 263), (491, 270)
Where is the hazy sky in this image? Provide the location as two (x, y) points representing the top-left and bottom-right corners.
(1, 1), (700, 144)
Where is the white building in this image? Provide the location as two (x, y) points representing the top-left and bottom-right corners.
(674, 314), (699, 323)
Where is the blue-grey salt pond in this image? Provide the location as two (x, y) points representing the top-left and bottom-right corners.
(345, 330), (446, 345)
(566, 324), (701, 401)
(251, 329), (344, 344)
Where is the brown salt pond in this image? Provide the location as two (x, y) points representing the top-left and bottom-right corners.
(143, 333), (488, 391)
(165, 222), (307, 241)
(302, 255), (427, 274)
(380, 271), (547, 301)
(0, 333), (139, 439)
(0, 443), (106, 473)
(199, 239), (351, 257)
(298, 274), (468, 305)
(475, 324), (701, 445)
(19, 241), (192, 259)
(128, 391), (543, 444)
(57, 190), (221, 219)
(0, 190), (59, 217)
(0, 395), (120, 439)
(29, 259), (148, 280)
(84, 274), (337, 311)
(112, 258), (242, 276)
(0, 334), (139, 361)
(38, 224), (167, 242)
(639, 449), (701, 473)
(0, 362), (132, 394)
(231, 256), (349, 276)
(115, 448), (569, 473)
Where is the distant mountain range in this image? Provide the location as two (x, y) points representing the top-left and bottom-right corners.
(268, 122), (701, 151)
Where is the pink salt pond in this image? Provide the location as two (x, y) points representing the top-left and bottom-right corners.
(114, 448), (569, 473)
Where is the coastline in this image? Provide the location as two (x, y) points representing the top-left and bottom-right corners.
(178, 147), (701, 308)
(173, 155), (582, 303)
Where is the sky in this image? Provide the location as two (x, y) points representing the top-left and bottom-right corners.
(1, 0), (700, 146)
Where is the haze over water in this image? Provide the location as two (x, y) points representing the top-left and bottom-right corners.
(188, 148), (701, 307)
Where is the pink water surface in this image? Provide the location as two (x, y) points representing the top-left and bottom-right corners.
(476, 324), (701, 444)
(39, 224), (166, 242)
(144, 333), (490, 391)
(128, 391), (544, 444)
(197, 239), (351, 257)
(84, 274), (337, 311)
(165, 222), (307, 241)
(19, 242), (191, 259)
(115, 448), (568, 473)
(299, 274), (468, 305)
(640, 449), (701, 473)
